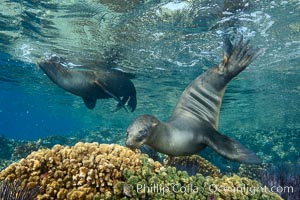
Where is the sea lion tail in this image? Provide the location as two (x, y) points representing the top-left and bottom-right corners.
(204, 129), (262, 164)
(220, 35), (264, 81)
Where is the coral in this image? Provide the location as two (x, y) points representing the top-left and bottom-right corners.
(0, 142), (283, 200)
(0, 142), (150, 200)
(122, 160), (283, 200)
(0, 179), (39, 200)
(164, 155), (221, 177)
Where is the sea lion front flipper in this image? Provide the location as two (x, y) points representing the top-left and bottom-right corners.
(82, 97), (97, 109)
(169, 36), (263, 129)
(222, 34), (234, 63)
(203, 129), (262, 164)
(94, 80), (128, 112)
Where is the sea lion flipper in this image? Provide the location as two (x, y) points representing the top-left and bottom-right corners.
(112, 96), (129, 112)
(127, 92), (137, 112)
(219, 35), (264, 81)
(82, 97), (97, 109)
(204, 129), (261, 164)
(169, 37), (263, 129)
(222, 34), (234, 62)
(94, 80), (128, 112)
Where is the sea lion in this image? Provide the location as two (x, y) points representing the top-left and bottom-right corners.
(39, 56), (137, 112)
(126, 35), (263, 164)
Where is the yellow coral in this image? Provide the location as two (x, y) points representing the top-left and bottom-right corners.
(0, 142), (147, 199)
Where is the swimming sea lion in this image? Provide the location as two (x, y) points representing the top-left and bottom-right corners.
(39, 56), (137, 112)
(126, 36), (263, 164)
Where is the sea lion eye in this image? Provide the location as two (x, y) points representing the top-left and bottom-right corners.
(136, 129), (147, 142)
(138, 129), (147, 136)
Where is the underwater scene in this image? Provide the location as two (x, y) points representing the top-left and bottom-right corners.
(0, 0), (299, 199)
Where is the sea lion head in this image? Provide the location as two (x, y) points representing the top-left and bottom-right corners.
(38, 55), (66, 69)
(38, 55), (70, 84)
(126, 114), (159, 149)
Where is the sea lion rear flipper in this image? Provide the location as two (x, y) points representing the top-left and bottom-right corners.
(94, 80), (128, 112)
(113, 96), (130, 112)
(127, 91), (137, 112)
(82, 97), (97, 109)
(204, 129), (262, 164)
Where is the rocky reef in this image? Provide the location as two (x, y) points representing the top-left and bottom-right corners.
(0, 142), (282, 199)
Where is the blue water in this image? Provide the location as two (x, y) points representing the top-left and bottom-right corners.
(0, 0), (299, 191)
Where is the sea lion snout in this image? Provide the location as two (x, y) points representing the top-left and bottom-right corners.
(125, 140), (137, 149)
(125, 128), (145, 149)
(38, 55), (68, 70)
